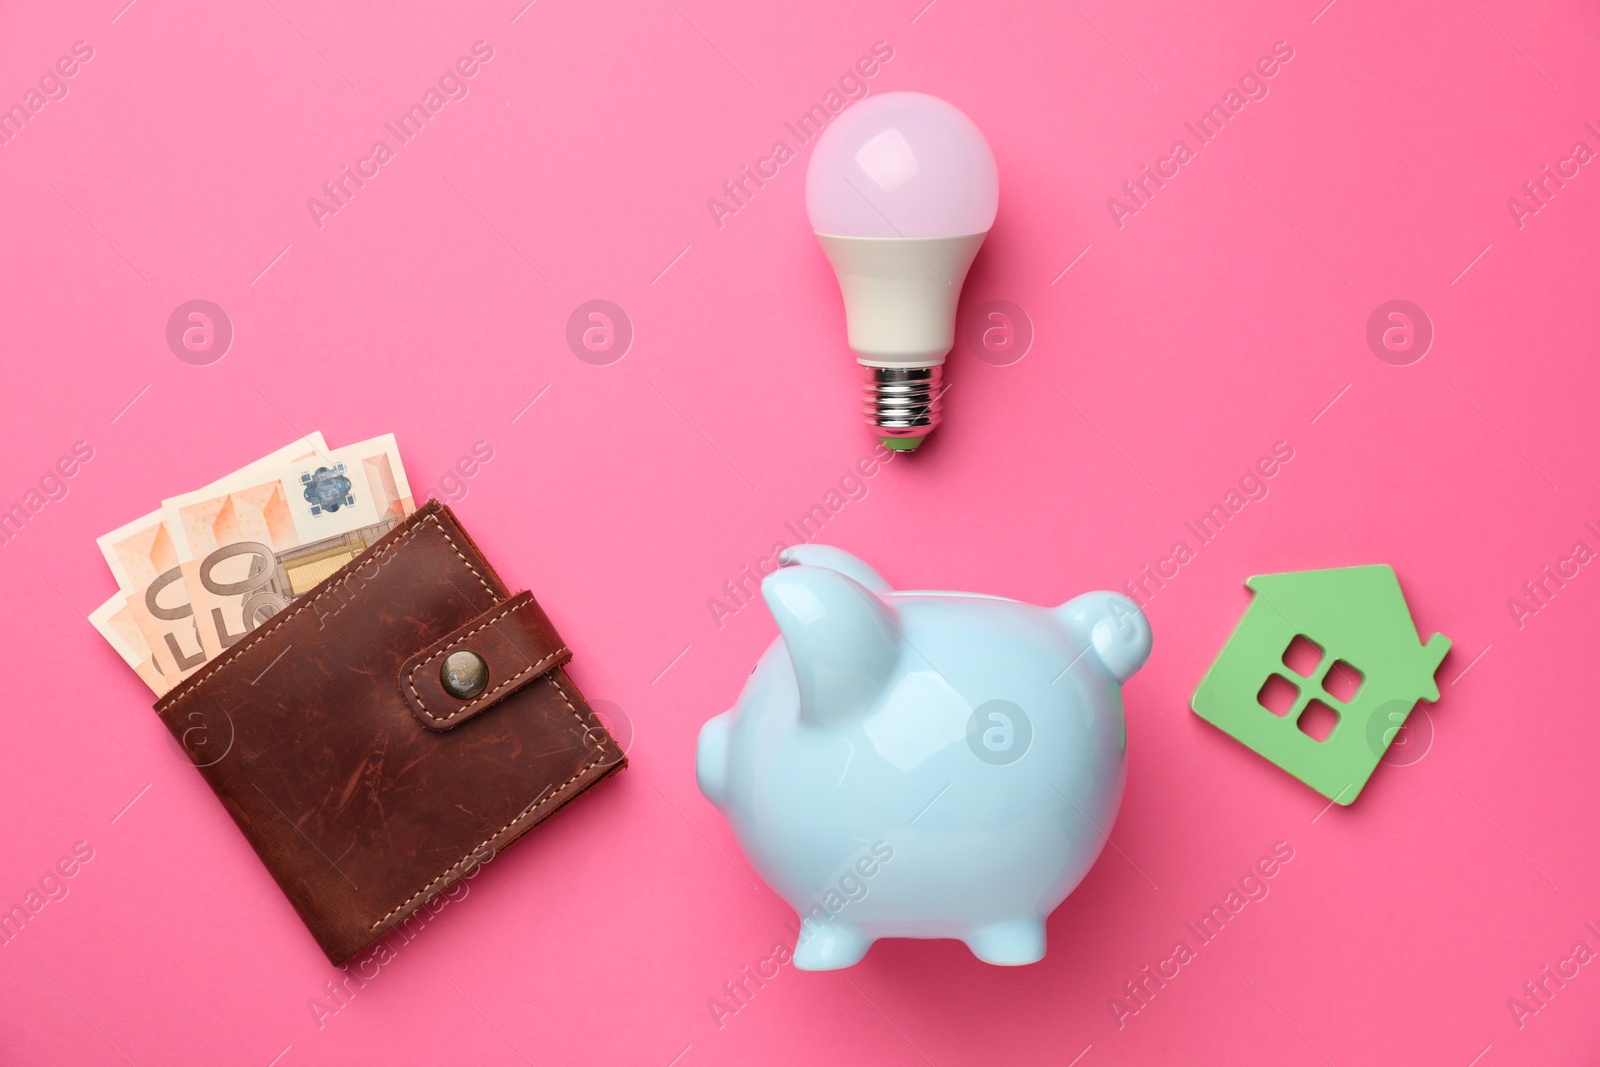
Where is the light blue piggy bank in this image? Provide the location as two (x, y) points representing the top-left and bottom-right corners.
(696, 545), (1152, 970)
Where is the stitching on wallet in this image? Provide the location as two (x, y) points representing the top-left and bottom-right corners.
(164, 512), (494, 708)
(431, 519), (497, 599)
(370, 673), (602, 930)
(404, 599), (568, 724)
(149, 507), (603, 938)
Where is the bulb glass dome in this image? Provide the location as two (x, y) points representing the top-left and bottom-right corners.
(806, 91), (999, 240)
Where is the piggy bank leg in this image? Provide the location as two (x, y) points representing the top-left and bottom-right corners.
(791, 919), (872, 971)
(964, 918), (1047, 966)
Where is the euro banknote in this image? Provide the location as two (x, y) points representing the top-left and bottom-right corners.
(88, 593), (168, 695)
(94, 434), (330, 693)
(161, 433), (415, 664)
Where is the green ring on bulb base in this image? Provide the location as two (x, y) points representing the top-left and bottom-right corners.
(879, 436), (924, 452)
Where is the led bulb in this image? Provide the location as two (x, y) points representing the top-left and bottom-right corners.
(806, 91), (999, 451)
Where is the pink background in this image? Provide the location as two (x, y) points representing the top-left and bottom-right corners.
(2, 0), (1598, 1063)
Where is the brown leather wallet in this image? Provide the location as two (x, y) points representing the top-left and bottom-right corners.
(154, 500), (624, 964)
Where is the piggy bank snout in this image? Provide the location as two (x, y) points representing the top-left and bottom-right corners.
(695, 713), (731, 808)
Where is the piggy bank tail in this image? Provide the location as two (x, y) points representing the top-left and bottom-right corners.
(1057, 592), (1152, 683)
(696, 713), (731, 808)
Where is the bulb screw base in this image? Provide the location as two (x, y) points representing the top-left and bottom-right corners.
(863, 366), (943, 449)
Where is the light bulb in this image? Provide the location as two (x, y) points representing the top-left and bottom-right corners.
(806, 91), (999, 451)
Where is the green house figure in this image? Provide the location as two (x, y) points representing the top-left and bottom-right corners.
(1191, 565), (1450, 805)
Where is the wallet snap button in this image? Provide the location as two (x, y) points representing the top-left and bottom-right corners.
(440, 650), (489, 700)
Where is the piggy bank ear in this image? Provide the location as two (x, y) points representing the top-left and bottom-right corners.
(763, 565), (902, 727)
(776, 545), (893, 594)
(1057, 592), (1152, 684)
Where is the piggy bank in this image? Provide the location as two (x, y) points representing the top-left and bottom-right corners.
(695, 545), (1151, 970)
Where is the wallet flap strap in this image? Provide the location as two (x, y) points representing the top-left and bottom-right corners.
(399, 591), (571, 731)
